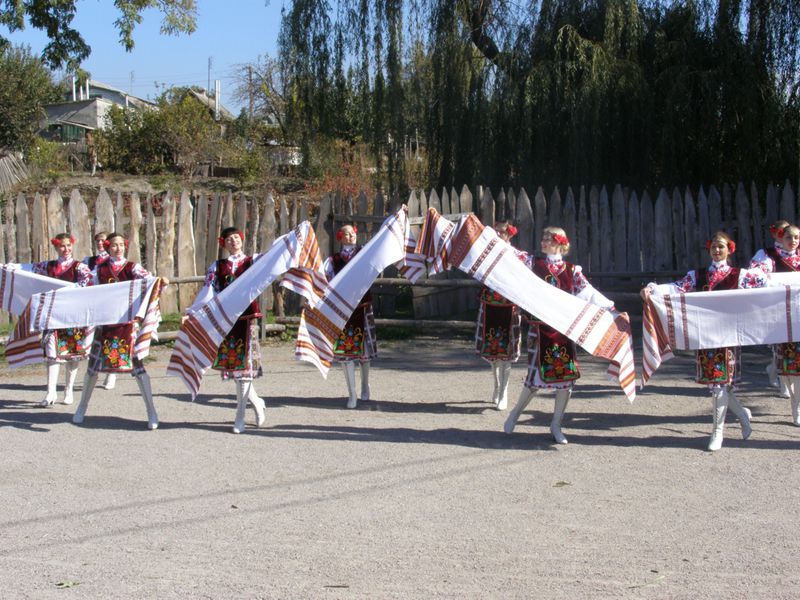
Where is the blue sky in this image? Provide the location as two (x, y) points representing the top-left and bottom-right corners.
(0, 0), (284, 113)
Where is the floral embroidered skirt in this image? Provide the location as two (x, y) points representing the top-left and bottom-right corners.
(523, 322), (580, 390)
(332, 303), (377, 363)
(87, 322), (145, 375)
(42, 327), (94, 363)
(777, 342), (800, 376)
(474, 301), (521, 363)
(212, 318), (263, 380)
(696, 347), (741, 386)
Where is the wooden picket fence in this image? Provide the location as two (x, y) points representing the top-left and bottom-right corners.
(1, 179), (797, 324)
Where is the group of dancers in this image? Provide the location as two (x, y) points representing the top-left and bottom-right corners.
(6, 218), (800, 451)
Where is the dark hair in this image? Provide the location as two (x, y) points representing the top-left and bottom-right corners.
(53, 232), (72, 242)
(94, 231), (108, 241)
(220, 227), (241, 239)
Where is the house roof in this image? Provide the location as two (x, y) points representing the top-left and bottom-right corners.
(187, 89), (236, 121)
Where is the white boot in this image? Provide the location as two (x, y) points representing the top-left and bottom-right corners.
(63, 362), (80, 405)
(101, 372), (116, 390)
(787, 378), (800, 426)
(504, 387), (535, 433)
(490, 362), (501, 405)
(496, 362), (512, 410)
(232, 380), (249, 433)
(343, 362), (358, 408)
(360, 361), (371, 402)
(248, 382), (266, 427)
(135, 372), (159, 430)
(72, 373), (98, 424)
(767, 360), (779, 388)
(727, 390), (752, 440)
(551, 389), (571, 445)
(40, 362), (60, 407)
(708, 388), (729, 451)
(780, 375), (791, 399)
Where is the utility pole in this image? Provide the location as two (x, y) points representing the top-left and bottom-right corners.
(248, 65), (254, 121)
(207, 56), (213, 95)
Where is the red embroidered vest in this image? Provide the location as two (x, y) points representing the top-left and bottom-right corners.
(766, 248), (798, 273)
(697, 267), (740, 291)
(46, 260), (80, 283)
(215, 257), (262, 319)
(97, 261), (136, 284)
(532, 258), (575, 293)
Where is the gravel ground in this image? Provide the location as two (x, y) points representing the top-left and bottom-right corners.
(1, 335), (799, 599)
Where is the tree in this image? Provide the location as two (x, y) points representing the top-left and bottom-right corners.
(0, 44), (63, 151)
(157, 88), (222, 178)
(0, 0), (197, 71)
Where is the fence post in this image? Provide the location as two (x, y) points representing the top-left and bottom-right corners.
(15, 194), (31, 264)
(516, 187), (533, 257)
(671, 187), (686, 271)
(684, 187), (699, 269)
(95, 187), (115, 233)
(176, 190), (198, 310)
(129, 192), (143, 265)
(562, 187), (577, 263)
(260, 191), (277, 316)
(156, 192), (177, 313)
(47, 188), (66, 243)
(598, 186), (612, 271)
(577, 186), (590, 270)
(459, 184), (473, 214)
(612, 184), (626, 272)
(68, 189), (90, 261)
(31, 193), (47, 262)
(626, 190), (641, 272)
(750, 182), (763, 253)
(640, 190), (654, 271)
(780, 179), (796, 224)
(6, 195), (17, 262)
(145, 195), (157, 272)
(735, 182), (753, 264)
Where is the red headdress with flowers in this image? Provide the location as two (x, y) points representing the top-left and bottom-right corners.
(705, 238), (736, 253)
(218, 230), (245, 248)
(51, 235), (76, 248)
(103, 236), (129, 250)
(336, 226), (358, 241)
(552, 232), (569, 247)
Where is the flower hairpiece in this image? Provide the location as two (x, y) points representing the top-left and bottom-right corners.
(770, 225), (785, 238)
(218, 230), (245, 248)
(103, 237), (129, 250)
(506, 225), (518, 237)
(51, 235), (76, 248)
(706, 238), (735, 253)
(552, 233), (569, 246)
(336, 226), (358, 241)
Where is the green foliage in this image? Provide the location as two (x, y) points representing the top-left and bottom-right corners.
(157, 89), (222, 178)
(0, 0), (197, 71)
(97, 105), (167, 174)
(25, 138), (70, 181)
(0, 45), (63, 151)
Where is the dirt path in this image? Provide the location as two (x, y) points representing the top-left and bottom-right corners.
(1, 336), (799, 599)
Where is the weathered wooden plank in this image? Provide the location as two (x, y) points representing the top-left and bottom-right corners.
(259, 192), (277, 314)
(495, 188), (506, 222)
(68, 190), (90, 263)
(315, 193), (333, 259)
(15, 194), (31, 263)
(577, 186), (590, 270)
(480, 187), (494, 225)
(46, 188), (66, 242)
(357, 191), (369, 243)
(683, 187), (699, 268)
(176, 190), (198, 310)
(95, 187), (115, 233)
(406, 190), (420, 220)
(234, 194), (247, 234)
(654, 188), (672, 270)
(534, 186), (547, 249)
(750, 182), (763, 254)
(222, 191), (234, 227)
(598, 186), (612, 271)
(193, 192), (209, 276)
(459, 184), (473, 214)
(671, 187), (687, 271)
(626, 190), (641, 271)
(440, 187), (451, 215)
(31, 193), (48, 262)
(562, 187), (577, 263)
(248, 196), (261, 255)
(205, 194), (222, 263)
(765, 183), (779, 228)
(156, 193), (177, 313)
(5, 195), (17, 262)
(145, 195), (157, 272)
(735, 182), (752, 264)
(128, 193), (143, 265)
(697, 186), (711, 255)
(780, 179), (796, 224)
(548, 187), (562, 227)
(722, 183), (734, 230)
(428, 188), (441, 216)
(506, 188), (516, 224)
(515, 187), (534, 256)
(612, 185), (626, 272)
(418, 189), (428, 217)
(114, 191), (126, 233)
(640, 190), (655, 271)
(708, 185), (723, 231)
(279, 197), (289, 235)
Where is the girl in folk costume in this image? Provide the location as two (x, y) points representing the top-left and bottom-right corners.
(750, 223), (800, 425)
(751, 219), (792, 396)
(643, 231), (768, 451)
(504, 227), (614, 444)
(72, 232), (160, 430)
(326, 224), (376, 408)
(82, 231), (117, 391)
(186, 227), (266, 434)
(475, 222), (527, 410)
(15, 233), (93, 406)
